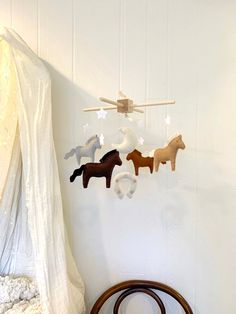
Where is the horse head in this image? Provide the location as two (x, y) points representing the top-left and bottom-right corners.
(126, 152), (132, 161)
(94, 135), (102, 149)
(100, 150), (122, 166)
(126, 149), (140, 161)
(86, 135), (101, 149)
(114, 151), (122, 166)
(170, 135), (185, 150)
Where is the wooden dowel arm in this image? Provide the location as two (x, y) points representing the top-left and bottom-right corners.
(134, 100), (175, 108)
(99, 97), (124, 108)
(83, 106), (117, 112)
(133, 108), (144, 113)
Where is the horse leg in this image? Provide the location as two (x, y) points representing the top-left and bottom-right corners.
(149, 164), (153, 174)
(83, 173), (90, 188)
(155, 159), (160, 172)
(171, 159), (176, 171)
(134, 165), (139, 176)
(106, 176), (111, 188)
(76, 152), (81, 165)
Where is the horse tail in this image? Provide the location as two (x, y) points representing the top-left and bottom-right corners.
(64, 148), (76, 160)
(70, 165), (85, 182)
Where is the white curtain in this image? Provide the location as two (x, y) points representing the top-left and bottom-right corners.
(0, 26), (85, 314)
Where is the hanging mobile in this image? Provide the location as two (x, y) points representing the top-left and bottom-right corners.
(82, 91), (175, 116)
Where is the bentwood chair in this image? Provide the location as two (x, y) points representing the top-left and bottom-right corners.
(90, 280), (193, 314)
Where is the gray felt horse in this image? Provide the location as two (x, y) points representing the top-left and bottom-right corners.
(64, 135), (101, 165)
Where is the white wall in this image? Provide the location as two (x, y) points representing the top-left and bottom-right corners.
(1, 1), (236, 313)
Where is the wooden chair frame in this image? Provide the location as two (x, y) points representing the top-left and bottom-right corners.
(90, 280), (193, 314)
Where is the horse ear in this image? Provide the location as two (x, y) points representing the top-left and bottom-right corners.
(178, 135), (182, 139)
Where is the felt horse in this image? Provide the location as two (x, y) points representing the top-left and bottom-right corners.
(126, 149), (154, 176)
(70, 149), (122, 188)
(154, 134), (185, 172)
(64, 135), (101, 165)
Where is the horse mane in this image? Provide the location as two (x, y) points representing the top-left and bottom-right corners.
(100, 149), (118, 163)
(134, 149), (142, 156)
(167, 133), (181, 145)
(85, 135), (98, 145)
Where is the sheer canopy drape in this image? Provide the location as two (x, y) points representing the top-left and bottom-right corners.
(0, 26), (85, 314)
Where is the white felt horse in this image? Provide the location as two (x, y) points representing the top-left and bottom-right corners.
(64, 135), (101, 165)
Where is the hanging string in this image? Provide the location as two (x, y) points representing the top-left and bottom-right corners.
(166, 0), (170, 139)
(100, 116), (103, 145)
(72, 0), (78, 145)
(164, 0), (170, 282)
(144, 0), (149, 130)
(119, 0), (125, 97)
(119, 0), (130, 127)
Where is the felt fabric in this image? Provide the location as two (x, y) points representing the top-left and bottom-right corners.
(112, 127), (138, 153)
(70, 149), (122, 188)
(126, 149), (154, 176)
(114, 172), (137, 199)
(154, 134), (185, 172)
(64, 135), (101, 165)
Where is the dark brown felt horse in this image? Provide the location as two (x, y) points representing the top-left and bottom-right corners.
(126, 149), (154, 176)
(70, 149), (122, 188)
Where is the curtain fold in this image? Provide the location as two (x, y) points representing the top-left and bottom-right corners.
(0, 26), (85, 314)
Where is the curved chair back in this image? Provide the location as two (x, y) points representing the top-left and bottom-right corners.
(90, 280), (193, 314)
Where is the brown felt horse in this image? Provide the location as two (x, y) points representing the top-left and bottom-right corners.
(126, 149), (154, 176)
(70, 149), (122, 188)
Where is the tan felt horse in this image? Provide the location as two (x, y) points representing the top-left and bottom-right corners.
(154, 135), (185, 172)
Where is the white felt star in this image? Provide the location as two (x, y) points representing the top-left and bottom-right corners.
(96, 108), (107, 119)
(138, 136), (144, 145)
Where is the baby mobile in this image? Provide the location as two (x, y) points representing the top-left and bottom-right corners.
(66, 0), (186, 198)
(65, 91), (186, 199)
